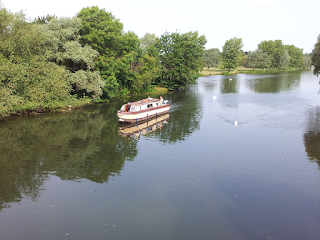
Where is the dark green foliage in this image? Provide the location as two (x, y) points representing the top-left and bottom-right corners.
(77, 6), (158, 98)
(311, 35), (320, 76)
(258, 40), (284, 69)
(77, 6), (125, 57)
(77, 6), (138, 99)
(156, 31), (207, 90)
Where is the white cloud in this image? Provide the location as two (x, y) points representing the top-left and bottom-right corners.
(243, 0), (276, 7)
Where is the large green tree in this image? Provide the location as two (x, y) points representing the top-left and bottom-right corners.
(39, 17), (105, 99)
(156, 31), (207, 90)
(0, 7), (70, 116)
(311, 35), (320, 76)
(77, 6), (142, 99)
(203, 48), (220, 69)
(258, 40), (284, 69)
(245, 49), (270, 69)
(284, 44), (304, 68)
(221, 37), (243, 71)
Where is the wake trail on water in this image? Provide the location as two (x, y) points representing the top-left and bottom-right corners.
(217, 111), (273, 125)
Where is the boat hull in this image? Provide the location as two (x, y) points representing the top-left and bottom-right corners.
(117, 105), (170, 122)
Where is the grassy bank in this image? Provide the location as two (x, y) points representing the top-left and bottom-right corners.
(200, 67), (307, 76)
(148, 86), (168, 94)
(200, 67), (252, 76)
(0, 97), (93, 119)
(237, 67), (305, 74)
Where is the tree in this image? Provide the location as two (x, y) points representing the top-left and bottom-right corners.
(156, 31), (207, 90)
(221, 37), (243, 71)
(77, 6), (125, 57)
(0, 7), (70, 115)
(245, 49), (270, 69)
(39, 17), (105, 99)
(140, 33), (157, 56)
(279, 49), (291, 69)
(258, 40), (284, 69)
(77, 6), (141, 99)
(284, 44), (304, 68)
(311, 35), (320, 76)
(202, 48), (220, 69)
(239, 54), (247, 67)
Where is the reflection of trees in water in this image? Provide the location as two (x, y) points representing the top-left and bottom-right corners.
(0, 102), (138, 211)
(303, 106), (320, 169)
(0, 157), (48, 212)
(246, 72), (301, 93)
(204, 84), (217, 91)
(148, 88), (202, 144)
(220, 78), (238, 94)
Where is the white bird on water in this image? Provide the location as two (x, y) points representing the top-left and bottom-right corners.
(213, 96), (217, 99)
(234, 119), (238, 126)
(229, 78), (232, 81)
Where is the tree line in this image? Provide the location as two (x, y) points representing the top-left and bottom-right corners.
(1, 4), (317, 117)
(203, 37), (311, 71)
(0, 6), (206, 116)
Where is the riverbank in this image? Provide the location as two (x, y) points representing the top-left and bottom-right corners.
(0, 97), (93, 119)
(0, 86), (169, 120)
(200, 67), (308, 76)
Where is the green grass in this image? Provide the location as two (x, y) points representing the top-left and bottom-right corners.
(201, 67), (306, 76)
(237, 67), (304, 74)
(0, 97), (93, 119)
(151, 86), (168, 93)
(200, 67), (247, 76)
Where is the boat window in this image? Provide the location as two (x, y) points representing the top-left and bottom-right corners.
(130, 106), (135, 111)
(121, 105), (125, 111)
(126, 105), (131, 112)
(147, 104), (153, 108)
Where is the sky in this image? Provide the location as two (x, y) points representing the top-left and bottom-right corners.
(1, 0), (319, 53)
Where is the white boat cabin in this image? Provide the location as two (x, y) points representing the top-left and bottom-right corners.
(120, 98), (168, 113)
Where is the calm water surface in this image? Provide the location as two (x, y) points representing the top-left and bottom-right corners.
(1, 71), (320, 240)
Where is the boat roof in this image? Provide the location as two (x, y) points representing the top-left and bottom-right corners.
(125, 98), (161, 107)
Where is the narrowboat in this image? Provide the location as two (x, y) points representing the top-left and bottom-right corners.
(117, 97), (170, 122)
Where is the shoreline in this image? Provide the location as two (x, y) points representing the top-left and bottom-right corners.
(200, 67), (308, 76)
(0, 87), (169, 120)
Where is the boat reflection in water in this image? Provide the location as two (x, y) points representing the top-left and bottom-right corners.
(118, 114), (169, 139)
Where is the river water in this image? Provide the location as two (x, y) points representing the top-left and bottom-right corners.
(0, 71), (320, 240)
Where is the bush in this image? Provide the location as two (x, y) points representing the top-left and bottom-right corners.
(221, 71), (231, 75)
